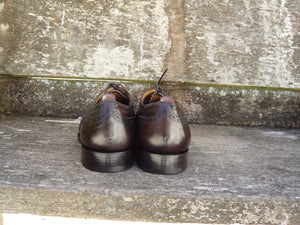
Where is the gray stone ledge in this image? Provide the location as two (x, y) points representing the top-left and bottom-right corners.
(1, 187), (299, 224)
(1, 75), (299, 128)
(0, 117), (299, 224)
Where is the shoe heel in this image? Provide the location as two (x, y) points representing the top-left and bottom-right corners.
(81, 147), (133, 172)
(138, 149), (188, 174)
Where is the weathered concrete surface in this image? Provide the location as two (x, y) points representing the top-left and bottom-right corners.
(1, 188), (299, 224)
(0, 117), (299, 224)
(1, 75), (299, 128)
(185, 0), (300, 88)
(0, 0), (299, 88)
(0, 0), (170, 79)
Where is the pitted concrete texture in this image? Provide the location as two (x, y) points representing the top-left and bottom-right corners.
(0, 0), (170, 80)
(0, 0), (299, 88)
(0, 117), (299, 224)
(185, 0), (300, 88)
(1, 76), (299, 128)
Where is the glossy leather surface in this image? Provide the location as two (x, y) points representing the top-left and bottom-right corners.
(79, 85), (135, 153)
(137, 90), (191, 155)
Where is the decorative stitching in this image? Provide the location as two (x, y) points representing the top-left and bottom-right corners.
(83, 103), (135, 126)
(137, 103), (187, 124)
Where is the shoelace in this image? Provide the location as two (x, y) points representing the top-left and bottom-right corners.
(107, 83), (130, 100)
(155, 68), (168, 94)
(149, 68), (168, 102)
(95, 83), (130, 105)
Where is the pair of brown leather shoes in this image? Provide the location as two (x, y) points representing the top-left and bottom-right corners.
(78, 70), (191, 174)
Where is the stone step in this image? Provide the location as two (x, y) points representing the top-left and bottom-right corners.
(0, 75), (299, 128)
(0, 117), (299, 224)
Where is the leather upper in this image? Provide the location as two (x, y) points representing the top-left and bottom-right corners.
(137, 89), (191, 154)
(79, 85), (135, 152)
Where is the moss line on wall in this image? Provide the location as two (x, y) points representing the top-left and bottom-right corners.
(1, 74), (299, 94)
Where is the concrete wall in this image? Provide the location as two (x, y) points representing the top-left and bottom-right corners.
(0, 0), (299, 88)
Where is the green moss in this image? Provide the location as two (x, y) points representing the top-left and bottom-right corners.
(183, 81), (300, 93)
(1, 74), (299, 93)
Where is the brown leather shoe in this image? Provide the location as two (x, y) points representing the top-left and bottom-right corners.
(78, 84), (135, 172)
(136, 69), (191, 174)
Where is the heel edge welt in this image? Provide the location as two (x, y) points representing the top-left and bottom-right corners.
(137, 149), (188, 175)
(81, 146), (134, 173)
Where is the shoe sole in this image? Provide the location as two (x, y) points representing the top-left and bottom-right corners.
(81, 146), (134, 173)
(137, 149), (188, 175)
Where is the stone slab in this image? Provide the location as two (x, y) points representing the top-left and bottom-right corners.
(0, 75), (299, 128)
(185, 0), (300, 88)
(0, 117), (299, 224)
(0, 0), (170, 80)
(0, 0), (299, 88)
